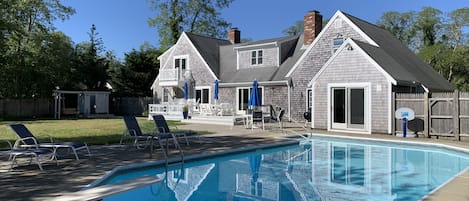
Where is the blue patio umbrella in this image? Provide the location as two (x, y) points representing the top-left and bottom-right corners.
(214, 80), (219, 101)
(249, 154), (262, 182)
(248, 80), (261, 107)
(183, 81), (188, 100)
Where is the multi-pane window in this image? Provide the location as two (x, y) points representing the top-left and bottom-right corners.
(237, 87), (263, 111)
(333, 38), (344, 53)
(251, 50), (263, 65)
(196, 88), (210, 104)
(175, 57), (187, 79)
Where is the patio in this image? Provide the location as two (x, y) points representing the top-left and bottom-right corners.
(0, 122), (468, 200)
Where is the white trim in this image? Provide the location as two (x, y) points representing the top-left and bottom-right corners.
(311, 83), (316, 128)
(157, 46), (174, 60)
(327, 82), (372, 134)
(173, 55), (189, 69)
(235, 86), (265, 114)
(181, 32), (218, 80)
(236, 50), (240, 70)
(387, 81), (393, 134)
(250, 49), (264, 66)
(421, 84), (429, 93)
(286, 10), (379, 77)
(233, 42), (277, 50)
(308, 38), (396, 87)
(160, 46), (176, 72)
(195, 86), (211, 104)
(219, 80), (288, 87)
(277, 46), (280, 67)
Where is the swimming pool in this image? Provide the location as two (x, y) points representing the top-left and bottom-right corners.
(90, 135), (469, 201)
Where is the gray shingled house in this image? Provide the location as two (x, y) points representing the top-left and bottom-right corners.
(151, 10), (453, 134)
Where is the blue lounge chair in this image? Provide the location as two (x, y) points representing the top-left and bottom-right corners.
(9, 124), (90, 160)
(121, 115), (181, 153)
(152, 114), (196, 146)
(0, 139), (56, 171)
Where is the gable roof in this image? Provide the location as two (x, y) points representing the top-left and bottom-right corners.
(219, 35), (304, 84)
(342, 12), (454, 91)
(185, 32), (231, 77)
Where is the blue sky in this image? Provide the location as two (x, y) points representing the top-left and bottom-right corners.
(54, 0), (469, 59)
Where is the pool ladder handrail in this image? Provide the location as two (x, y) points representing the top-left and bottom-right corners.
(281, 118), (312, 140)
(150, 134), (185, 166)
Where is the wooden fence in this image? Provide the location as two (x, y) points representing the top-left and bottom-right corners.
(393, 91), (469, 141)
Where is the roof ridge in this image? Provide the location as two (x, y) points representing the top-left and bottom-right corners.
(341, 11), (385, 31)
(185, 32), (230, 42)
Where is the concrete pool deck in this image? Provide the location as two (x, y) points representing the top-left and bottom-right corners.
(0, 122), (468, 200)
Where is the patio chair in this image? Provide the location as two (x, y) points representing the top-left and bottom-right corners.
(0, 139), (56, 171)
(270, 106), (285, 129)
(121, 115), (180, 152)
(152, 114), (197, 146)
(9, 124), (90, 160)
(252, 111), (265, 130)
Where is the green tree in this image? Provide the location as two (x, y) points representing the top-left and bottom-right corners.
(0, 0), (75, 98)
(147, 0), (233, 50)
(282, 20), (304, 36)
(377, 11), (417, 49)
(108, 46), (161, 96)
(73, 24), (108, 90)
(415, 7), (443, 47)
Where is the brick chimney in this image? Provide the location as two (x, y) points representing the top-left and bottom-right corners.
(303, 10), (322, 45)
(228, 28), (240, 44)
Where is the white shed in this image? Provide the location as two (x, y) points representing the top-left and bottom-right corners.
(52, 90), (111, 119)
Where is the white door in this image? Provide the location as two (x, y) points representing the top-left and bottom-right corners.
(331, 86), (367, 131)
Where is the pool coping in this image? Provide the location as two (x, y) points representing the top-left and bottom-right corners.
(85, 133), (469, 200)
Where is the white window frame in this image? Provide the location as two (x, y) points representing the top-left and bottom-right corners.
(332, 37), (344, 53)
(173, 55), (189, 80)
(162, 88), (169, 103)
(251, 49), (263, 65)
(195, 86), (211, 104)
(236, 86), (264, 114)
(327, 83), (371, 134)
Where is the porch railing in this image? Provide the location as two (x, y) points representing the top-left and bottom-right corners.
(159, 68), (179, 81)
(148, 104), (183, 119)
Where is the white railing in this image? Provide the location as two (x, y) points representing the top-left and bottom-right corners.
(159, 68), (179, 81)
(148, 103), (184, 119)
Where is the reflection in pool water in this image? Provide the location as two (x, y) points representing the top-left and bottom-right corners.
(100, 137), (469, 201)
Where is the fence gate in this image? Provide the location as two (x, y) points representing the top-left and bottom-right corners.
(394, 91), (469, 141)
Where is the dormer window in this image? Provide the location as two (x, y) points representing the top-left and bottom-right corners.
(251, 50), (263, 65)
(332, 36), (344, 53)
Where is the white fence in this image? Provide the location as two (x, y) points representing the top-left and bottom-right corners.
(148, 104), (184, 119)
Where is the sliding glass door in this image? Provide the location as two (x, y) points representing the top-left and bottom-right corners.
(331, 87), (366, 130)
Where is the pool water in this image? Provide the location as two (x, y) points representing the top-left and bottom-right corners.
(96, 136), (469, 201)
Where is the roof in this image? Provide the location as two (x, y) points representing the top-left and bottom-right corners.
(342, 12), (454, 91)
(185, 32), (231, 77)
(219, 35), (304, 83)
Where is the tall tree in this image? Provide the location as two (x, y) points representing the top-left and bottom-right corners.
(415, 7), (443, 47)
(377, 11), (417, 49)
(108, 46), (161, 96)
(0, 0), (75, 98)
(147, 0), (233, 50)
(73, 24), (108, 90)
(282, 20), (304, 36)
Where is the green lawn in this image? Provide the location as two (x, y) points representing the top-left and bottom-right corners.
(0, 117), (206, 148)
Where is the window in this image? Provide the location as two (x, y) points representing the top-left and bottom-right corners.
(307, 89), (312, 111)
(333, 38), (344, 53)
(196, 88), (210, 104)
(174, 57), (187, 80)
(163, 88), (169, 102)
(237, 87), (263, 112)
(251, 50), (263, 65)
